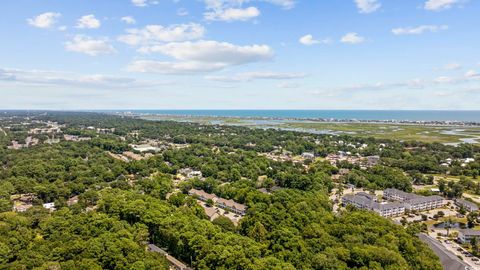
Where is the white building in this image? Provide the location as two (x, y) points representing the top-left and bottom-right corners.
(43, 202), (56, 211)
(458, 229), (480, 244)
(384, 188), (445, 211)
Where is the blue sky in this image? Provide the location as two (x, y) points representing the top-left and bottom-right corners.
(0, 0), (479, 110)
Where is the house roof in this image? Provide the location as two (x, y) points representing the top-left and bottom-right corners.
(459, 229), (480, 236)
(216, 198), (247, 211)
(189, 189), (217, 201)
(456, 198), (479, 210)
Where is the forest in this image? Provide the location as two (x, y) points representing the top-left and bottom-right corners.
(1, 111), (479, 269)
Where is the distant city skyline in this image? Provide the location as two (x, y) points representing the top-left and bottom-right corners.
(0, 0), (479, 109)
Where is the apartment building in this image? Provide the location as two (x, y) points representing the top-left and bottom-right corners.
(342, 194), (405, 217)
(455, 198), (479, 212)
(383, 188), (445, 211)
(458, 229), (480, 244)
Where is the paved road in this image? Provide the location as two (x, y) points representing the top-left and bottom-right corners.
(418, 233), (474, 270)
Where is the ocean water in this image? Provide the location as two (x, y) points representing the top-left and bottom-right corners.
(116, 110), (480, 122)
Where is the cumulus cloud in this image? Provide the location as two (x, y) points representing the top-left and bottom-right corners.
(121, 16), (136, 24)
(131, 0), (157, 7)
(76, 14), (101, 29)
(203, 0), (296, 21)
(205, 0), (296, 10)
(27, 12), (61, 29)
(65, 35), (116, 56)
(118, 23), (205, 46)
(205, 7), (260, 21)
(299, 35), (332, 46)
(138, 40), (273, 63)
(206, 71), (305, 82)
(424, 0), (461, 11)
(128, 40), (274, 74)
(0, 67), (167, 89)
(354, 0), (381, 13)
(392, 25), (448, 35)
(340, 32), (365, 44)
(262, 0), (296, 9)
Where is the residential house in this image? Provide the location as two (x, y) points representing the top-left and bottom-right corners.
(67, 196), (79, 206)
(301, 152), (315, 160)
(43, 202), (56, 211)
(64, 134), (91, 142)
(179, 168), (203, 179)
(365, 155), (380, 167)
(203, 207), (221, 221)
(13, 203), (33, 212)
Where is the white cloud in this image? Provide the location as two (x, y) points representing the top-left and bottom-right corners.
(465, 70), (480, 79)
(205, 7), (260, 21)
(76, 14), (101, 29)
(392, 25), (448, 35)
(129, 40), (274, 74)
(131, 0), (159, 7)
(206, 71), (305, 82)
(139, 40), (273, 63)
(299, 34), (332, 46)
(65, 35), (116, 56)
(204, 0), (296, 10)
(354, 0), (381, 13)
(299, 35), (318, 46)
(340, 32), (365, 44)
(434, 76), (455, 83)
(0, 67), (167, 89)
(121, 16), (136, 24)
(441, 62), (462, 70)
(202, 0), (296, 21)
(27, 12), (61, 29)
(424, 0), (461, 11)
(118, 23), (206, 46)
(132, 0), (148, 7)
(127, 60), (228, 74)
(262, 0), (296, 9)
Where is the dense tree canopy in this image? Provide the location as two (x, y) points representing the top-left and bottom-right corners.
(0, 111), (474, 269)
